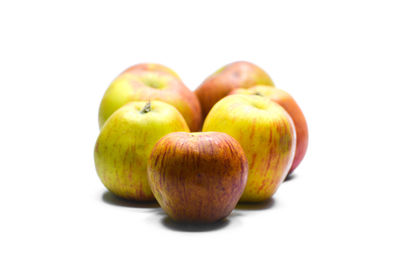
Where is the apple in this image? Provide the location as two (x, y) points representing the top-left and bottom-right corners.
(202, 95), (296, 202)
(98, 63), (202, 131)
(147, 131), (248, 223)
(94, 101), (190, 201)
(195, 61), (274, 121)
(229, 85), (308, 173)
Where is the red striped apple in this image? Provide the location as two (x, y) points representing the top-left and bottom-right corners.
(203, 95), (296, 202)
(94, 101), (190, 201)
(147, 132), (248, 223)
(229, 85), (308, 173)
(195, 61), (274, 121)
(98, 63), (202, 131)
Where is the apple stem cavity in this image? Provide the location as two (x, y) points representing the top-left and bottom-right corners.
(254, 92), (263, 97)
(140, 101), (152, 114)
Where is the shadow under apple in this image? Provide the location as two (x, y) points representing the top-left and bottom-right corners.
(235, 198), (276, 211)
(284, 173), (297, 182)
(101, 191), (159, 208)
(160, 216), (230, 232)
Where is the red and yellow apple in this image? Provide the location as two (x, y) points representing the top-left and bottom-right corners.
(203, 95), (296, 202)
(98, 63), (202, 131)
(147, 132), (248, 223)
(94, 101), (190, 201)
(195, 61), (274, 120)
(229, 85), (308, 173)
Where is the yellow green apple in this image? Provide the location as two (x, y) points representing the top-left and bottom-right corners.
(98, 63), (202, 131)
(94, 101), (190, 201)
(203, 95), (296, 202)
(195, 61), (274, 121)
(229, 85), (308, 174)
(147, 132), (248, 222)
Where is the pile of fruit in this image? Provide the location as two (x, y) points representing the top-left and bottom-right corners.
(94, 61), (308, 223)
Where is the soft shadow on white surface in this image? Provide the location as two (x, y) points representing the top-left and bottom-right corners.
(284, 173), (298, 183)
(147, 205), (234, 232)
(157, 198), (277, 231)
(236, 198), (276, 211)
(160, 216), (231, 232)
(149, 199), (275, 232)
(102, 191), (160, 208)
(102, 190), (235, 232)
(102, 190), (277, 231)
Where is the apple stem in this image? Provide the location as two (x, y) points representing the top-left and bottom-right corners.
(140, 101), (152, 114)
(254, 92), (263, 97)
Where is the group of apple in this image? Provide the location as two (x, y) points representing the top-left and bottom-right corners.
(94, 61), (308, 223)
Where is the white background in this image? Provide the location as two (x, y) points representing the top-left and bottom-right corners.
(1, 0), (399, 266)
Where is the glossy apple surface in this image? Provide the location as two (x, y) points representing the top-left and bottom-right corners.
(195, 61), (274, 121)
(203, 95), (296, 202)
(99, 63), (202, 131)
(230, 85), (308, 173)
(94, 101), (190, 201)
(147, 132), (248, 223)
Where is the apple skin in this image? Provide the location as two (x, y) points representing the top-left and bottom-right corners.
(94, 101), (190, 201)
(98, 63), (202, 131)
(229, 85), (308, 174)
(147, 132), (248, 223)
(202, 95), (296, 202)
(195, 61), (274, 121)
